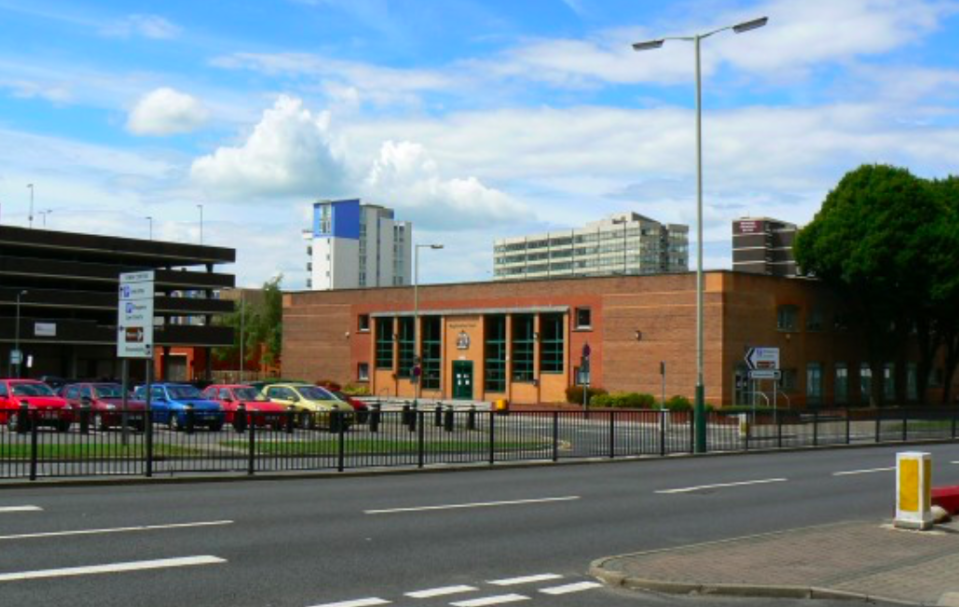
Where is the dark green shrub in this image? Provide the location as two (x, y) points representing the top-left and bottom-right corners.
(565, 386), (608, 404)
(615, 392), (657, 408)
(665, 395), (692, 411)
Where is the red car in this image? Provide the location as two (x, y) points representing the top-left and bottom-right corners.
(0, 378), (74, 432)
(201, 384), (287, 431)
(61, 382), (147, 431)
(330, 391), (370, 424)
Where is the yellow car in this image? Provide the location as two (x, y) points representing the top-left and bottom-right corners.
(261, 383), (354, 430)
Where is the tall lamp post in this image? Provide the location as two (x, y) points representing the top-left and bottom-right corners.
(632, 16), (768, 453)
(413, 243), (444, 405)
(26, 184), (34, 229)
(197, 204), (204, 244)
(13, 290), (27, 378)
(38, 209), (53, 228)
(146, 216), (153, 240)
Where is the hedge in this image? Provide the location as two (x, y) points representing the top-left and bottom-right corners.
(565, 386), (608, 404)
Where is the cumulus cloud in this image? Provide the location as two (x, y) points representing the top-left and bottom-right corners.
(190, 95), (346, 198)
(101, 14), (181, 39)
(364, 140), (527, 228)
(127, 88), (210, 136)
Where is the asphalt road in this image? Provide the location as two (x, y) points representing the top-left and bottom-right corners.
(2, 442), (959, 607)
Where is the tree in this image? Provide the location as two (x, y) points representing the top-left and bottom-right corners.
(213, 275), (284, 370)
(926, 177), (959, 404)
(795, 165), (951, 406)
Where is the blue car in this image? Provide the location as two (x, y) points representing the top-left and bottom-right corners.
(134, 383), (225, 432)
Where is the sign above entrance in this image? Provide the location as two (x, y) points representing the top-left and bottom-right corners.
(745, 347), (779, 370)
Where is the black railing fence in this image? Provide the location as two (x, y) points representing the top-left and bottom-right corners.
(1, 405), (957, 481)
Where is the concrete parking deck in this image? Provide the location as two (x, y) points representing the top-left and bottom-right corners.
(592, 519), (959, 605)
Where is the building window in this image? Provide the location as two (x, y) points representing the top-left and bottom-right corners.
(540, 313), (564, 373)
(485, 315), (507, 392)
(806, 306), (824, 331)
(777, 305), (798, 331)
(884, 363), (895, 401)
(421, 317), (441, 390)
(396, 317), (415, 378)
(575, 307), (592, 329)
(375, 318), (393, 369)
(357, 363), (369, 382)
(806, 363), (822, 407)
(860, 363), (873, 404)
(358, 314), (370, 332)
(512, 314), (535, 382)
(780, 368), (798, 393)
(835, 363), (848, 405)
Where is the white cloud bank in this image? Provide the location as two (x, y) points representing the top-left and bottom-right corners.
(101, 14), (181, 40)
(127, 88), (209, 136)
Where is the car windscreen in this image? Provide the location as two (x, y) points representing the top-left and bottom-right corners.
(167, 385), (203, 400)
(94, 385), (125, 399)
(233, 387), (266, 401)
(298, 386), (336, 401)
(11, 383), (56, 397)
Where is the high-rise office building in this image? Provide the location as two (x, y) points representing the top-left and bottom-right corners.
(732, 217), (799, 277)
(493, 212), (689, 281)
(304, 199), (412, 290)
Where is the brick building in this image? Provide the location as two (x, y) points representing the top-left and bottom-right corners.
(282, 271), (958, 407)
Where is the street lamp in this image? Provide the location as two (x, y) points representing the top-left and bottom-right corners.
(197, 204), (204, 244)
(13, 290), (27, 378)
(26, 184), (34, 229)
(146, 216), (153, 240)
(633, 15), (768, 453)
(414, 243), (444, 405)
(38, 209), (53, 228)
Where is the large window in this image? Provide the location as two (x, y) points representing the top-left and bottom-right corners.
(806, 306), (824, 331)
(397, 317), (415, 378)
(485, 316), (507, 392)
(835, 363), (848, 405)
(540, 313), (564, 373)
(421, 317), (441, 390)
(806, 363), (823, 407)
(512, 314), (535, 382)
(375, 318), (394, 369)
(777, 305), (799, 331)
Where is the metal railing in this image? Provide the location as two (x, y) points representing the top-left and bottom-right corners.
(1, 405), (957, 481)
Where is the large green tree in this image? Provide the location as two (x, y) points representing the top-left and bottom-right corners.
(214, 275), (283, 369)
(926, 177), (959, 403)
(795, 165), (953, 405)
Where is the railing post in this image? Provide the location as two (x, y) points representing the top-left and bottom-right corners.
(417, 411), (425, 469)
(660, 410), (667, 457)
(79, 405), (90, 435)
(17, 403), (28, 435)
(875, 409), (882, 443)
(408, 405), (417, 433)
(952, 408), (957, 440)
(401, 403), (411, 427)
(236, 404), (247, 434)
(29, 412), (38, 481)
(777, 412), (783, 449)
(552, 412), (559, 462)
(902, 408), (908, 442)
(337, 412), (346, 473)
(688, 410), (695, 453)
(444, 406), (454, 432)
(467, 405), (476, 431)
(185, 405), (195, 435)
(845, 410), (851, 445)
(813, 411), (819, 447)
(609, 410), (615, 459)
(247, 413), (256, 476)
(434, 404), (443, 427)
(488, 410), (495, 465)
(286, 406), (295, 434)
(370, 404), (381, 433)
(145, 410), (154, 478)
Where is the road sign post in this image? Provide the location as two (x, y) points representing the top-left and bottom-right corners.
(581, 343), (591, 418)
(118, 271), (155, 447)
(745, 347), (781, 422)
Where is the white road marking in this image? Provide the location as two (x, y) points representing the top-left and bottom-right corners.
(364, 496), (579, 515)
(488, 573), (563, 586)
(307, 599), (390, 607)
(0, 519), (233, 541)
(833, 467), (896, 476)
(405, 585), (477, 598)
(450, 594), (529, 607)
(0, 506), (42, 514)
(0, 555), (225, 582)
(655, 478), (788, 494)
(538, 581), (603, 595)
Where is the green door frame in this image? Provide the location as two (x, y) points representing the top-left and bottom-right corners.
(452, 360), (474, 400)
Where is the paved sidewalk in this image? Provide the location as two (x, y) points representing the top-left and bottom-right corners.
(591, 520), (959, 606)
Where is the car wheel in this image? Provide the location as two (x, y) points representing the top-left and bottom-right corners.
(209, 422), (224, 433)
(57, 421), (71, 433)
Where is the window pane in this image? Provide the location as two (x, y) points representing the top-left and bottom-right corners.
(375, 318), (394, 369)
(397, 318), (415, 378)
(835, 363), (848, 405)
(539, 313), (564, 373)
(484, 315), (507, 392)
(421, 317), (441, 390)
(512, 315), (535, 382)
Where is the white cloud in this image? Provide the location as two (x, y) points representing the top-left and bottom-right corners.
(190, 95), (346, 198)
(101, 14), (181, 40)
(127, 88), (210, 136)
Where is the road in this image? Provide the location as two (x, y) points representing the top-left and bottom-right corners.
(1, 442), (958, 607)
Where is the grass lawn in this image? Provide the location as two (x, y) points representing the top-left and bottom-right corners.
(220, 437), (550, 455)
(0, 443), (205, 459)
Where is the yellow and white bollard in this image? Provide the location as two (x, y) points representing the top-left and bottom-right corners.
(895, 451), (933, 530)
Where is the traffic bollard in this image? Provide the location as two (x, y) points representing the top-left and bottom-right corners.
(17, 403), (29, 434)
(370, 404), (381, 433)
(185, 405), (195, 434)
(79, 405), (91, 435)
(444, 406), (454, 432)
(434, 404), (443, 427)
(330, 410), (341, 434)
(235, 404), (247, 434)
(401, 403), (412, 426)
(408, 405), (417, 432)
(467, 405), (476, 431)
(286, 406), (295, 434)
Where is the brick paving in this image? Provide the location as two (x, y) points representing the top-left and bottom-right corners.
(595, 520), (959, 605)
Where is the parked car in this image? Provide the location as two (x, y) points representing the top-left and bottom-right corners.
(39, 375), (69, 391)
(329, 390), (370, 424)
(60, 382), (147, 431)
(133, 383), (224, 431)
(201, 384), (287, 431)
(249, 379), (307, 393)
(0, 379), (74, 432)
(261, 383), (354, 430)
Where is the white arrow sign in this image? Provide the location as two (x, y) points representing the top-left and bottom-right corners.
(745, 347), (780, 370)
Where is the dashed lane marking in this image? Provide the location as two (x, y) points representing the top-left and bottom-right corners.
(405, 585), (477, 598)
(0, 519), (233, 542)
(487, 573), (563, 586)
(364, 496), (579, 515)
(833, 467), (896, 476)
(450, 594), (529, 607)
(0, 555), (225, 582)
(307, 600), (390, 607)
(0, 506), (42, 514)
(655, 478), (788, 494)
(538, 581), (603, 595)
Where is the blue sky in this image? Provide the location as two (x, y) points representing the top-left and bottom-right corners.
(1, 0), (958, 287)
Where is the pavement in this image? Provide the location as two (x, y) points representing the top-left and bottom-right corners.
(593, 519), (959, 606)
(2, 442), (959, 607)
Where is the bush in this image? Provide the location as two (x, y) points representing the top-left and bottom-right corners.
(615, 392), (657, 409)
(566, 386), (608, 404)
(665, 395), (692, 411)
(315, 379), (342, 391)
